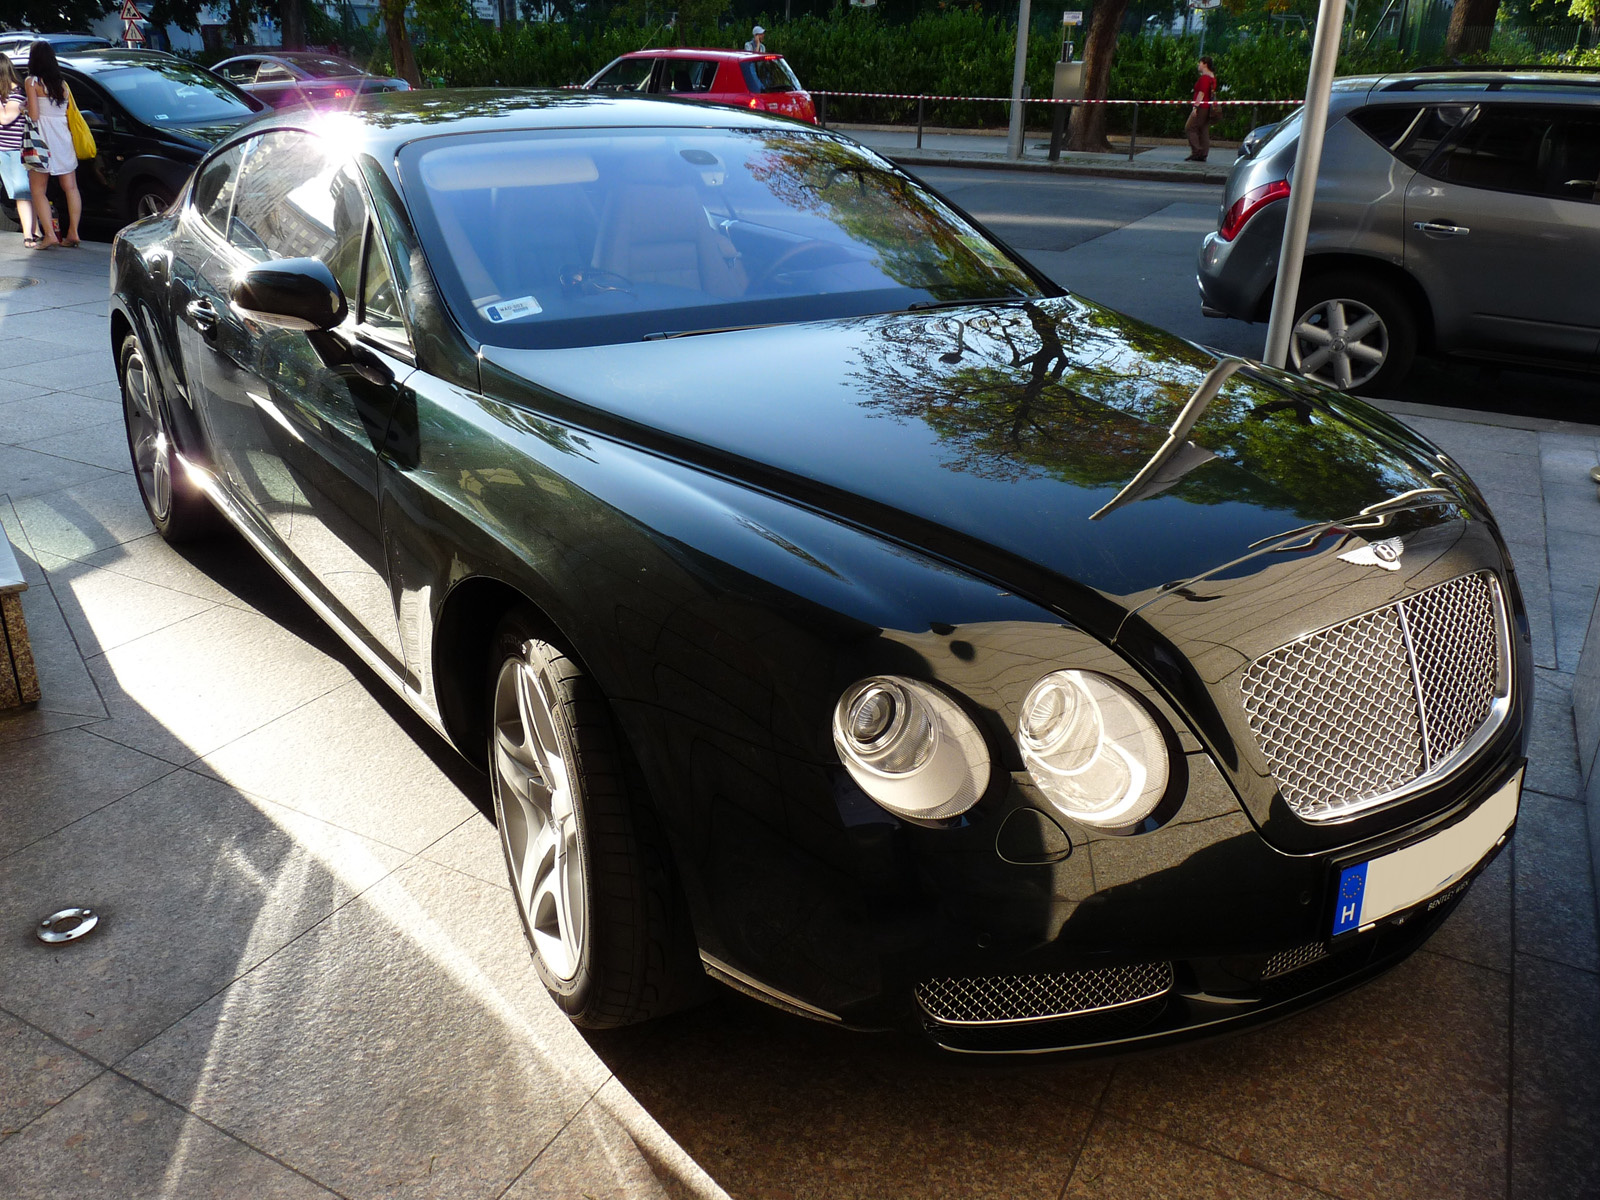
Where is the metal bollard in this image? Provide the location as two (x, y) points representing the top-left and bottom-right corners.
(819, 93), (828, 129)
(1128, 103), (1139, 161)
(917, 96), (924, 149)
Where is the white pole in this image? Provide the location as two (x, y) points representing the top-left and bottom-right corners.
(1262, 0), (1346, 368)
(1007, 0), (1033, 161)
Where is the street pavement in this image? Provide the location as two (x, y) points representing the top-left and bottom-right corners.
(2, 181), (1599, 1200)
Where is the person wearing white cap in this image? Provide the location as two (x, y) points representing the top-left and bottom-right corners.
(744, 25), (767, 51)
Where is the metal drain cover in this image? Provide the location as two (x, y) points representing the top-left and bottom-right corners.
(37, 907), (99, 944)
(0, 276), (41, 293)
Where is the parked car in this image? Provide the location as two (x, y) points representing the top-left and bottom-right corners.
(110, 90), (1529, 1054)
(583, 48), (816, 123)
(0, 31), (111, 61)
(211, 51), (410, 108)
(4, 48), (265, 228)
(1198, 67), (1600, 394)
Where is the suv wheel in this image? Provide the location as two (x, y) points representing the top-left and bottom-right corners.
(128, 181), (175, 222)
(1290, 272), (1416, 396)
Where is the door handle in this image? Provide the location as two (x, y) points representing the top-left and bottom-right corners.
(185, 297), (220, 337)
(1412, 220), (1470, 237)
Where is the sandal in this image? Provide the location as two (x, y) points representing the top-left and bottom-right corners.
(22, 237), (39, 249)
(62, 237), (80, 247)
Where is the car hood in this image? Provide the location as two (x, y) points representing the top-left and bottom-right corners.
(161, 116), (255, 149)
(482, 294), (1465, 634)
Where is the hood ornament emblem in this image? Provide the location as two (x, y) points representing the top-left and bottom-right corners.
(1339, 535), (1406, 571)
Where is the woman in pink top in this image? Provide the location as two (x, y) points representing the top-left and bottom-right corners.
(24, 40), (81, 248)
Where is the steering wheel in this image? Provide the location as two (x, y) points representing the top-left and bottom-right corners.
(749, 240), (853, 289)
(560, 265), (634, 296)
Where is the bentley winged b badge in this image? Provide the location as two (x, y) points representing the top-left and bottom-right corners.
(1338, 535), (1406, 571)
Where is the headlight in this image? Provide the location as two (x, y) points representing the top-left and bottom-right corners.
(1017, 670), (1169, 828)
(833, 677), (989, 820)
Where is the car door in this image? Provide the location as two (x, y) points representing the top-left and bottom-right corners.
(650, 58), (720, 103)
(1405, 103), (1600, 360)
(202, 128), (411, 666)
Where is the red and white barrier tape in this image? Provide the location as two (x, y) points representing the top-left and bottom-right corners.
(811, 90), (1302, 106)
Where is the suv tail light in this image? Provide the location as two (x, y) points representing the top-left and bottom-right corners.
(1218, 179), (1290, 242)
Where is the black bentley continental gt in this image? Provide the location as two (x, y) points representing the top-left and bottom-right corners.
(108, 91), (1530, 1055)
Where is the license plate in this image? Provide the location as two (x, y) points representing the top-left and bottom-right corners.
(1332, 769), (1521, 938)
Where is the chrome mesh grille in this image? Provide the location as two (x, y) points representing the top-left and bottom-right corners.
(916, 962), (1174, 1026)
(1262, 942), (1330, 980)
(1241, 572), (1504, 822)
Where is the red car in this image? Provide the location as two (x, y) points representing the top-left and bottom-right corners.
(583, 48), (816, 124)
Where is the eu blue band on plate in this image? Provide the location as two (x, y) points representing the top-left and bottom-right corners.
(1332, 862), (1367, 936)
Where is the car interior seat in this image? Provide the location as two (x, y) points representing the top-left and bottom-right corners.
(591, 172), (746, 297)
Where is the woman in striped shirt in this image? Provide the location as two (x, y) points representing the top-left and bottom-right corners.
(0, 57), (41, 247)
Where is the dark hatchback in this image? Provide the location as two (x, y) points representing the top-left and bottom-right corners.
(44, 49), (263, 224)
(109, 91), (1530, 1055)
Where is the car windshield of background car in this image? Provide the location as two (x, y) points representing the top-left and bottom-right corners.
(399, 127), (1044, 349)
(742, 58), (801, 94)
(99, 62), (255, 126)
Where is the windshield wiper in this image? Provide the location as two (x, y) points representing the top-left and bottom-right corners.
(906, 294), (1029, 312)
(642, 322), (780, 341)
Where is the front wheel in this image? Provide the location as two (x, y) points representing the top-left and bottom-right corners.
(488, 614), (702, 1027)
(127, 181), (175, 223)
(1289, 272), (1417, 396)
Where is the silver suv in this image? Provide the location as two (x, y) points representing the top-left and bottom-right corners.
(1197, 68), (1600, 394)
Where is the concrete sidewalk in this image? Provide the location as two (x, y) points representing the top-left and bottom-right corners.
(834, 123), (1235, 183)
(2, 233), (1599, 1199)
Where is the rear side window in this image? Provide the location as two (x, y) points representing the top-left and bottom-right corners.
(1349, 105), (1423, 153)
(657, 59), (720, 94)
(1377, 104), (1471, 170)
(255, 62), (296, 84)
(742, 58), (800, 94)
(1432, 106), (1600, 201)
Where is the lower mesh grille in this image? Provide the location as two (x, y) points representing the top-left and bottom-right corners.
(1240, 572), (1506, 821)
(916, 962), (1175, 1026)
(1262, 942), (1330, 980)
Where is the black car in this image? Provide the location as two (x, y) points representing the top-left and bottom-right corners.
(32, 49), (263, 225)
(211, 51), (410, 109)
(108, 91), (1530, 1055)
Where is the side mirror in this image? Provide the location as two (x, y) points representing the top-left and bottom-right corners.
(230, 257), (346, 332)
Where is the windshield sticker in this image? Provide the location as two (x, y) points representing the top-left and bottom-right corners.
(478, 295), (543, 324)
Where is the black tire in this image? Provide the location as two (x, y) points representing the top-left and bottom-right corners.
(0, 201), (18, 234)
(126, 181), (175, 224)
(118, 333), (219, 542)
(1290, 271), (1418, 397)
(487, 611), (703, 1028)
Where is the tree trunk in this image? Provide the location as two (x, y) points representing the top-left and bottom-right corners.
(281, 0), (305, 50)
(1444, 0), (1497, 58)
(379, 0), (421, 86)
(1066, 0), (1130, 153)
(498, 0), (517, 30)
(226, 0), (253, 48)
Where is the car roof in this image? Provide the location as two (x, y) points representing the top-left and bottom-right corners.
(619, 48), (785, 61)
(57, 47), (195, 73)
(225, 88), (809, 178)
(1369, 67), (1600, 98)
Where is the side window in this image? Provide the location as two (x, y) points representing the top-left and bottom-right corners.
(1431, 106), (1584, 198)
(591, 57), (655, 92)
(1348, 105), (1423, 155)
(1393, 104), (1472, 170)
(227, 131), (367, 302)
(359, 222), (408, 343)
(219, 59), (259, 84)
(255, 62), (296, 84)
(191, 143), (247, 238)
(662, 60), (718, 94)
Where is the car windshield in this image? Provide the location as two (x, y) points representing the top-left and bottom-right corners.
(293, 56), (362, 79)
(400, 127), (1045, 349)
(97, 61), (255, 126)
(743, 58), (800, 94)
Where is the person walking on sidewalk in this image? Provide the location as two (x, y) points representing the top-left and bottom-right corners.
(0, 58), (42, 247)
(1184, 56), (1217, 163)
(24, 40), (80, 249)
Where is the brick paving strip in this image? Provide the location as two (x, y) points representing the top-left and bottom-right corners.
(0, 232), (1596, 1199)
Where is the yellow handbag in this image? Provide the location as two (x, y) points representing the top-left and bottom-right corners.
(66, 89), (96, 160)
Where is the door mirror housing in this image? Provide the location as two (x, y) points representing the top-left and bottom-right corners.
(230, 258), (347, 332)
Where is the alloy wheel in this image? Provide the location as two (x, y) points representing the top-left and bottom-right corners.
(135, 192), (168, 219)
(492, 651), (587, 982)
(122, 342), (172, 523)
(1289, 297), (1388, 392)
